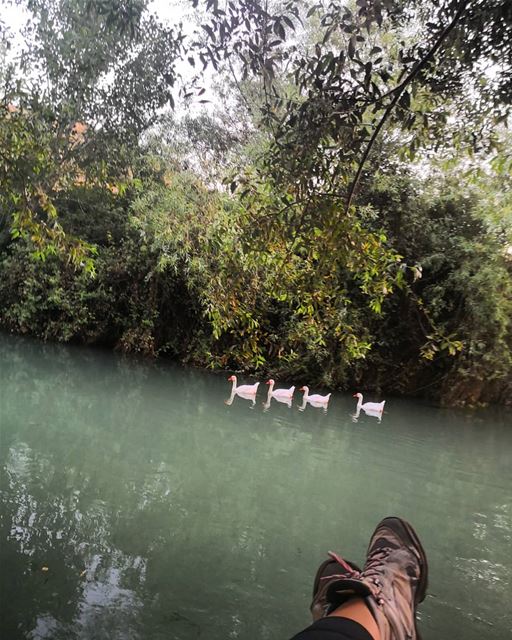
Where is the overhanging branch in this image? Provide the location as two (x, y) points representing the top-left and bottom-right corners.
(344, 0), (470, 216)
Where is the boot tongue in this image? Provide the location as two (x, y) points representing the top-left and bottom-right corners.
(324, 577), (373, 613)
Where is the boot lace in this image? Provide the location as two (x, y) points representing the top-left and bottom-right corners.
(318, 551), (361, 582)
(361, 547), (394, 602)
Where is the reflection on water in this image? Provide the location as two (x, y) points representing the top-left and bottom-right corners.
(351, 407), (383, 423)
(1, 334), (511, 640)
(298, 397), (329, 413)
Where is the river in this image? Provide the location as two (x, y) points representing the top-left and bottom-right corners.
(0, 335), (510, 639)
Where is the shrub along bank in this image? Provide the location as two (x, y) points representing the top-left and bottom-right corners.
(1, 155), (510, 408)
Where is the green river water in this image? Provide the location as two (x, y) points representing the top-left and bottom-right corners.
(0, 334), (511, 640)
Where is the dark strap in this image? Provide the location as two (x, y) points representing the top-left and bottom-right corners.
(289, 616), (373, 640)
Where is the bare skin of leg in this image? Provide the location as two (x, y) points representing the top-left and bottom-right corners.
(328, 597), (380, 640)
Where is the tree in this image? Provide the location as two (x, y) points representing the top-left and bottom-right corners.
(190, 0), (511, 205)
(181, 0), (511, 388)
(0, 0), (185, 264)
(15, 0), (184, 139)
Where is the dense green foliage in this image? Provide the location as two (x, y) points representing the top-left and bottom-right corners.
(0, 0), (511, 406)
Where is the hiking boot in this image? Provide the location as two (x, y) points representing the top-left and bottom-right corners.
(360, 517), (428, 640)
(316, 517), (428, 640)
(311, 552), (361, 621)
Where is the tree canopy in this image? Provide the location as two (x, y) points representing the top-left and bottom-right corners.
(0, 0), (510, 406)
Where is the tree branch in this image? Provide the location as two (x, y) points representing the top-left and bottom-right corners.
(344, 0), (470, 216)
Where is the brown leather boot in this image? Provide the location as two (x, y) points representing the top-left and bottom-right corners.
(313, 517), (428, 640)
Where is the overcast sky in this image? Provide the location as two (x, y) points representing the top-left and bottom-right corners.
(1, 0), (216, 112)
(1, 0), (193, 50)
(1, 0), (189, 27)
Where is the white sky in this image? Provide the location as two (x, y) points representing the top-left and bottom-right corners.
(1, 0), (194, 44)
(1, 0), (216, 111)
(1, 0), (188, 28)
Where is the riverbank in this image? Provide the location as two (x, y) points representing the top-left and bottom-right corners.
(1, 325), (510, 409)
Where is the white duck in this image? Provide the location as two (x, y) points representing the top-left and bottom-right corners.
(300, 386), (331, 404)
(353, 392), (385, 413)
(266, 379), (295, 400)
(227, 375), (260, 395)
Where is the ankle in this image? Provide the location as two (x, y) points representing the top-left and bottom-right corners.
(328, 597), (380, 640)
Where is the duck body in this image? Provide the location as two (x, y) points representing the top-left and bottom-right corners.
(228, 375), (259, 395)
(226, 389), (256, 406)
(266, 379), (295, 399)
(353, 392), (385, 413)
(300, 386), (331, 404)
